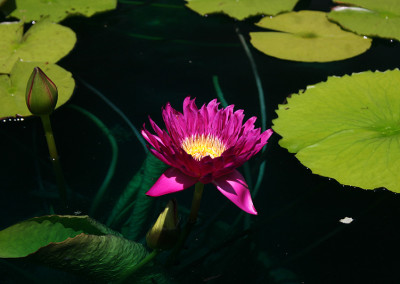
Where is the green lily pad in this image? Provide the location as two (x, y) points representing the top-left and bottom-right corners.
(185, 0), (299, 20)
(0, 21), (76, 74)
(249, 10), (372, 62)
(328, 0), (400, 41)
(273, 69), (400, 192)
(0, 61), (75, 119)
(11, 0), (117, 23)
(0, 215), (150, 281)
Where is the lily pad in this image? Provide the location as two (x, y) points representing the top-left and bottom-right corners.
(249, 10), (372, 62)
(273, 69), (400, 192)
(185, 0), (299, 20)
(0, 21), (76, 74)
(328, 0), (400, 41)
(11, 0), (117, 23)
(0, 61), (75, 119)
(0, 215), (150, 282)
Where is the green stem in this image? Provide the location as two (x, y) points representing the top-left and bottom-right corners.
(188, 182), (204, 223)
(212, 75), (229, 108)
(166, 182), (204, 266)
(237, 29), (268, 229)
(77, 77), (148, 154)
(118, 249), (160, 283)
(40, 115), (67, 208)
(67, 105), (119, 217)
(236, 29), (266, 132)
(237, 29), (268, 193)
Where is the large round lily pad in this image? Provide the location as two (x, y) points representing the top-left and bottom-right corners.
(250, 10), (372, 62)
(0, 21), (76, 74)
(0, 61), (75, 119)
(185, 0), (299, 20)
(11, 0), (117, 23)
(273, 69), (400, 192)
(328, 0), (400, 41)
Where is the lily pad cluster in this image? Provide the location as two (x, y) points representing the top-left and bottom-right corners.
(273, 69), (400, 193)
(0, 0), (117, 119)
(328, 0), (400, 41)
(185, 0), (399, 62)
(250, 11), (371, 62)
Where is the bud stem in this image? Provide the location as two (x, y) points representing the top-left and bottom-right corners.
(166, 182), (204, 266)
(40, 114), (68, 208)
(188, 182), (204, 224)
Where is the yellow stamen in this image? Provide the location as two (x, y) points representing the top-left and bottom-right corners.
(181, 134), (226, 161)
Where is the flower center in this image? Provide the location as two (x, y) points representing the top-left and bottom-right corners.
(181, 134), (226, 161)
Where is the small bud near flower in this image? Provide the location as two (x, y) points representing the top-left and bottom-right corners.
(146, 199), (179, 250)
(25, 67), (58, 115)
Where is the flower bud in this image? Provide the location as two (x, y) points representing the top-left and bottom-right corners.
(146, 199), (179, 250)
(25, 67), (58, 115)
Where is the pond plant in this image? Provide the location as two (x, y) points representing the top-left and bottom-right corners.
(0, 0), (400, 283)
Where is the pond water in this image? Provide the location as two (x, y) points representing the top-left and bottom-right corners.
(1, 0), (400, 283)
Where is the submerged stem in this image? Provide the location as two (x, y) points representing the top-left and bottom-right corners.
(237, 28), (268, 229)
(67, 105), (119, 217)
(77, 76), (148, 154)
(236, 29), (266, 132)
(212, 75), (229, 108)
(166, 182), (204, 266)
(40, 114), (68, 208)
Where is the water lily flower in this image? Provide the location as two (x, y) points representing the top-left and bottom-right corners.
(142, 97), (273, 215)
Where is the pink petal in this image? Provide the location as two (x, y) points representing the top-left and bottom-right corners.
(262, 128), (274, 142)
(146, 167), (198, 196)
(242, 116), (257, 133)
(141, 128), (164, 150)
(251, 129), (273, 154)
(149, 116), (164, 137)
(148, 149), (173, 166)
(212, 170), (257, 215)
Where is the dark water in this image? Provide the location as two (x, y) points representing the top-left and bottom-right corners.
(1, 0), (400, 283)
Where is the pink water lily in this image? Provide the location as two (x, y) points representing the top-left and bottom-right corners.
(142, 97), (273, 215)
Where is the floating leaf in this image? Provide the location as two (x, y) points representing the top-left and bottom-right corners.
(0, 21), (76, 74)
(273, 69), (400, 192)
(11, 0), (117, 23)
(185, 0), (299, 20)
(250, 10), (372, 62)
(0, 61), (75, 119)
(328, 0), (400, 41)
(0, 215), (167, 282)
